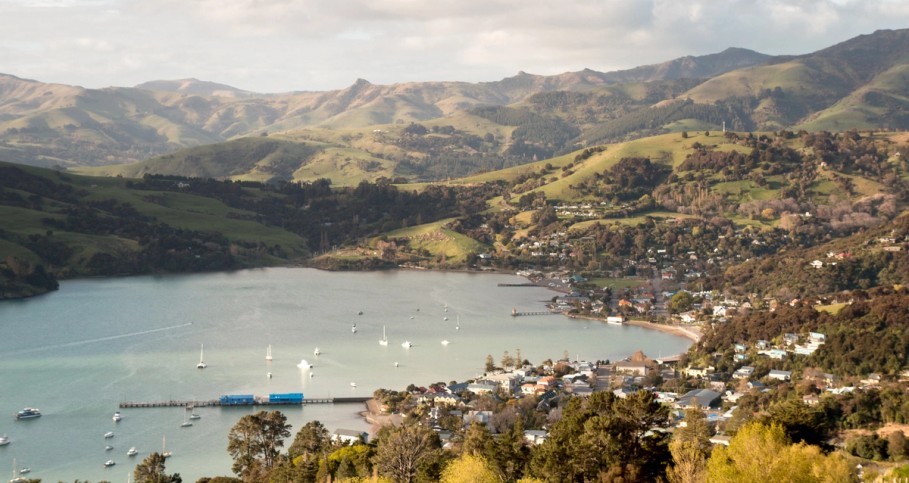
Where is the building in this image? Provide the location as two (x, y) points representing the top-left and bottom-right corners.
(333, 429), (368, 444)
(675, 389), (722, 409)
(768, 370), (792, 381)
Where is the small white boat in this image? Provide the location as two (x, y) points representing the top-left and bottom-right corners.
(18, 468), (30, 475)
(104, 431), (114, 439)
(112, 411), (122, 422)
(351, 324), (357, 333)
(266, 344), (273, 362)
(313, 347), (321, 356)
(443, 317), (448, 321)
(127, 446), (138, 456)
(0, 434), (9, 446)
(105, 445), (113, 451)
(9, 458), (27, 483)
(401, 340), (412, 348)
(379, 325), (388, 346)
(103, 460), (115, 467)
(189, 413), (200, 420)
(350, 382), (357, 387)
(267, 372), (273, 379)
(394, 362), (399, 367)
(441, 340), (449, 345)
(162, 435), (171, 459)
(196, 344), (207, 369)
(297, 359), (311, 369)
(181, 413), (193, 427)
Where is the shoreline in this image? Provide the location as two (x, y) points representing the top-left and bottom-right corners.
(624, 319), (701, 343)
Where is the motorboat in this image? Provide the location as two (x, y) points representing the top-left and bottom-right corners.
(112, 411), (122, 422)
(313, 347), (321, 356)
(0, 434), (9, 446)
(351, 323), (357, 333)
(18, 468), (29, 475)
(297, 359), (311, 369)
(441, 340), (450, 345)
(127, 446), (138, 456)
(350, 382), (357, 387)
(105, 445), (113, 451)
(189, 413), (201, 420)
(104, 431), (114, 438)
(401, 340), (412, 348)
(394, 362), (399, 368)
(196, 344), (207, 369)
(103, 460), (115, 467)
(15, 407), (41, 420)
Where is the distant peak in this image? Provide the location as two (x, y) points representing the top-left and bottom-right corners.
(353, 78), (372, 86)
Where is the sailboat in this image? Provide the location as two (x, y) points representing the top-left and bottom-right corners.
(181, 412), (193, 427)
(9, 459), (28, 483)
(196, 344), (207, 369)
(265, 344), (272, 362)
(455, 315), (460, 331)
(162, 435), (171, 459)
(379, 325), (388, 346)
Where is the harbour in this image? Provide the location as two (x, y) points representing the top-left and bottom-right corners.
(0, 267), (691, 481)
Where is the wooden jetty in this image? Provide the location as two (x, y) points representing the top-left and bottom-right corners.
(511, 307), (560, 317)
(497, 283), (539, 287)
(119, 396), (370, 409)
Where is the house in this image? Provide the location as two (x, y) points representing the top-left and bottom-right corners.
(675, 389), (722, 409)
(614, 360), (649, 376)
(466, 381), (500, 394)
(733, 366), (755, 379)
(802, 394), (821, 406)
(433, 394), (463, 407)
(482, 373), (523, 393)
(684, 366), (711, 378)
(810, 260), (824, 269)
(333, 429), (369, 444)
(861, 373), (882, 386)
(464, 411), (493, 426)
(524, 430), (548, 445)
(809, 332), (826, 343)
(768, 370), (792, 381)
(709, 435), (732, 446)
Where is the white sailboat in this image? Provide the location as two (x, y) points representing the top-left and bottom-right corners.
(196, 344), (207, 369)
(265, 344), (272, 362)
(455, 315), (460, 331)
(379, 325), (388, 346)
(181, 412), (193, 428)
(313, 347), (320, 356)
(162, 435), (171, 459)
(9, 459), (28, 483)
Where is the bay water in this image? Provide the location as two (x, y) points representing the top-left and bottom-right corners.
(0, 267), (691, 482)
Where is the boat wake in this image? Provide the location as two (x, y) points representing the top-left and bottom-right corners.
(6, 323), (194, 356)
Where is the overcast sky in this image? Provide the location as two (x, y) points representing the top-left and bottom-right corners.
(1, 0), (908, 93)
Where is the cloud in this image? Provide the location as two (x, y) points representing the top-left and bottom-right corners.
(2, 0), (909, 91)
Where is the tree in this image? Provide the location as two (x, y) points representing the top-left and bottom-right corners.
(706, 422), (854, 483)
(134, 452), (182, 483)
(485, 354), (496, 373)
(287, 420), (334, 481)
(227, 410), (292, 481)
(440, 454), (501, 483)
(669, 291), (694, 314)
(668, 440), (707, 483)
(375, 423), (442, 483)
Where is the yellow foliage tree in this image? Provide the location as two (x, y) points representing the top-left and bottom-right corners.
(440, 454), (501, 483)
(706, 422), (856, 483)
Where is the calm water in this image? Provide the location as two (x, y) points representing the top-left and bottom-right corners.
(0, 268), (690, 482)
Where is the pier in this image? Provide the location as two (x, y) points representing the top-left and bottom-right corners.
(119, 396), (370, 409)
(497, 283), (539, 287)
(511, 308), (561, 317)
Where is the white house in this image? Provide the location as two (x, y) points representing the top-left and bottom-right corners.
(333, 429), (368, 444)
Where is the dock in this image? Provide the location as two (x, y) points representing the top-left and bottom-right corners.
(119, 396), (370, 409)
(511, 308), (561, 317)
(497, 283), (539, 287)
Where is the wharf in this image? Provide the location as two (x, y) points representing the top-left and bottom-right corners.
(119, 396), (370, 409)
(510, 308), (560, 317)
(497, 283), (539, 287)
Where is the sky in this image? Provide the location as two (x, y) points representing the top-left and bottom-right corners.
(1, 0), (908, 93)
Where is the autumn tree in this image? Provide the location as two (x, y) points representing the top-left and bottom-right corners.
(374, 423), (442, 483)
(440, 454), (501, 483)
